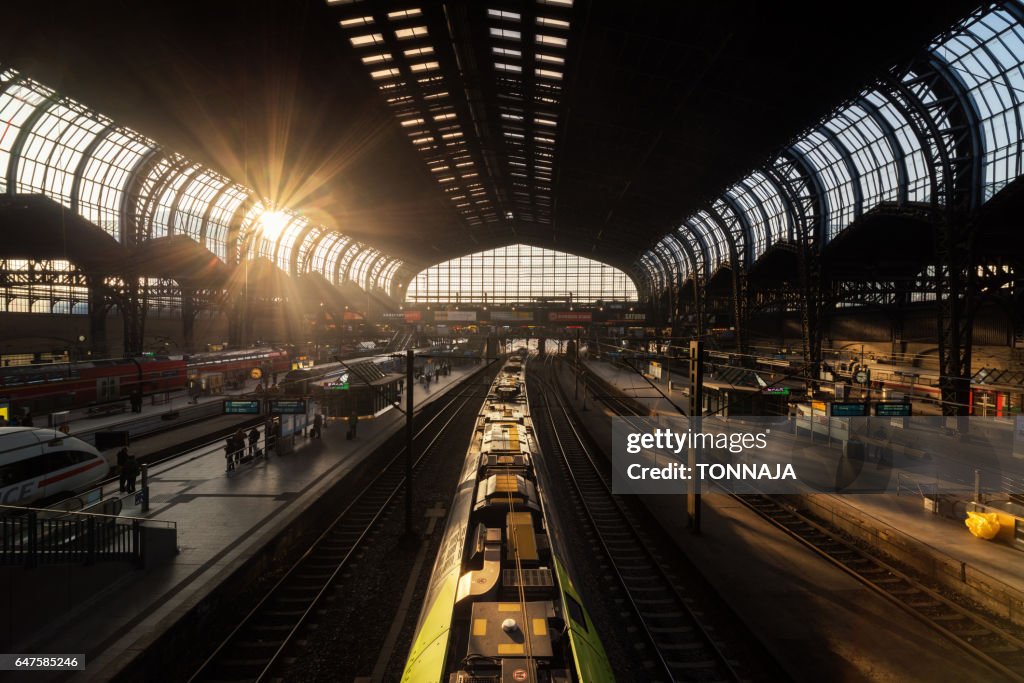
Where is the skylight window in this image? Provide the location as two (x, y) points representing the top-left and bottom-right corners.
(536, 16), (570, 28)
(535, 117), (557, 126)
(423, 91), (449, 100)
(537, 0), (573, 6)
(493, 47), (522, 58)
(488, 9), (521, 21)
(410, 61), (440, 72)
(433, 112), (456, 121)
(536, 34), (567, 47)
(495, 62), (523, 73)
(404, 46), (435, 57)
(340, 16), (374, 27)
(388, 8), (423, 19)
(400, 118), (425, 127)
(362, 53), (393, 64)
(490, 27), (522, 40)
(350, 33), (385, 47)
(535, 68), (563, 80)
(371, 67), (401, 79)
(395, 26), (428, 39)
(536, 53), (564, 64)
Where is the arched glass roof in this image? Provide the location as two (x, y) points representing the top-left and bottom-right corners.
(637, 2), (1024, 294)
(406, 243), (638, 304)
(0, 66), (404, 297)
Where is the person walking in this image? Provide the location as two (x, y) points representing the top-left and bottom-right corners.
(248, 426), (261, 458)
(124, 455), (140, 493)
(117, 447), (130, 492)
(313, 413), (323, 440)
(348, 411), (359, 439)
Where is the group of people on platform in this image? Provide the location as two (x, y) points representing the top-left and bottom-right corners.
(222, 410), (362, 472)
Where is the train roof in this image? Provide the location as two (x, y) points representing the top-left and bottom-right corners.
(0, 427), (94, 454)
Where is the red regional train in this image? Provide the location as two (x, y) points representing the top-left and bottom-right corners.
(0, 347), (290, 417)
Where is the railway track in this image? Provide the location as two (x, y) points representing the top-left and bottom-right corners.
(733, 494), (1024, 682)
(563, 358), (1024, 681)
(529, 367), (744, 683)
(187, 374), (492, 683)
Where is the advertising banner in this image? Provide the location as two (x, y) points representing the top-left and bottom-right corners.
(434, 310), (477, 322)
(491, 311), (534, 321)
(549, 311), (592, 323)
(404, 310), (423, 323)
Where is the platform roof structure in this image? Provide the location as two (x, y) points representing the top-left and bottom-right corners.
(0, 0), (987, 286)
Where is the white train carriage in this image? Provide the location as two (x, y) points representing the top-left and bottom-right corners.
(0, 428), (109, 506)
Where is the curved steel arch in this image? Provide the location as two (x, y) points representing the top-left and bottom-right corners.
(856, 94), (910, 204)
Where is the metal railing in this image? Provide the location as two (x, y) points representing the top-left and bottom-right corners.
(0, 504), (175, 568)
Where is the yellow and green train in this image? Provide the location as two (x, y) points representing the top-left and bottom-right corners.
(402, 357), (614, 683)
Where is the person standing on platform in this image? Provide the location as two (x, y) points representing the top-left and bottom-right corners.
(224, 436), (236, 471)
(266, 418), (277, 454)
(233, 428), (246, 463)
(20, 410), (33, 427)
(117, 447), (129, 492)
(248, 426), (261, 458)
(124, 455), (140, 493)
(348, 411), (359, 439)
(313, 413), (323, 440)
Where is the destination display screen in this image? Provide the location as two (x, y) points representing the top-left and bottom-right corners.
(874, 402), (912, 417)
(224, 400), (262, 415)
(830, 402), (868, 417)
(268, 399), (307, 414)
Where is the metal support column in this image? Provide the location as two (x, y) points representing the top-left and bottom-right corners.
(405, 348), (415, 536)
(688, 340), (704, 533)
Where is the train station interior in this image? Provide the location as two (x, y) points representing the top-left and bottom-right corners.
(0, 1), (1022, 681)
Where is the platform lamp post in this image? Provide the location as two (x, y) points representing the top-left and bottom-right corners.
(405, 347), (415, 536)
(688, 339), (704, 533)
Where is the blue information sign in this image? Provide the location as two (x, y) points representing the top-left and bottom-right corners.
(268, 399), (307, 415)
(830, 402), (868, 417)
(223, 400), (262, 415)
(874, 402), (912, 417)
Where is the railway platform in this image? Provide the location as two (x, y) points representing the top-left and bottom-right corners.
(565, 357), (1024, 680)
(580, 357), (1024, 606)
(10, 363), (478, 682)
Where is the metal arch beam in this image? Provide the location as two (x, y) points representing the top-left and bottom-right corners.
(290, 222), (321, 276)
(927, 53), (989, 210)
(165, 164), (202, 238)
(782, 147), (829, 252)
(268, 214), (305, 273)
(374, 255), (398, 291)
(364, 252), (390, 291)
(197, 180), (233, 258)
(5, 94), (59, 195)
(680, 219), (712, 276)
(334, 240), (364, 285)
(759, 164), (802, 247)
(815, 124), (864, 223)
(857, 94), (910, 205)
(663, 231), (703, 333)
(878, 74), (948, 209)
(735, 175), (778, 256)
(228, 197), (260, 267)
(716, 194), (754, 271)
(648, 245), (677, 325)
(69, 122), (116, 216)
(133, 155), (193, 245)
(699, 205), (740, 275)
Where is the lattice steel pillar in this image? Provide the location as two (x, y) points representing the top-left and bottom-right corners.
(936, 212), (976, 419)
(86, 275), (112, 358)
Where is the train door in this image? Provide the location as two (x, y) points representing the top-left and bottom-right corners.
(97, 376), (120, 402)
